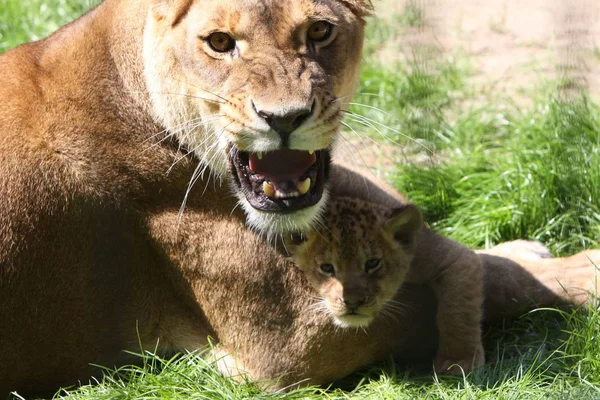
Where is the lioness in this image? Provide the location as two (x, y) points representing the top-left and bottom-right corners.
(1, 0), (599, 397)
(285, 197), (485, 375)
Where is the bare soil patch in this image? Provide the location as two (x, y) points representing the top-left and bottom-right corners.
(337, 0), (600, 177)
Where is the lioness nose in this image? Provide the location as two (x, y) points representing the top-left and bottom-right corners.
(253, 101), (314, 146)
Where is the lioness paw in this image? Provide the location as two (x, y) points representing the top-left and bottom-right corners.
(477, 240), (552, 261)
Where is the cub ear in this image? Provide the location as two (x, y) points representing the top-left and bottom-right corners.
(151, 0), (192, 26)
(383, 204), (423, 249)
(341, 0), (375, 18)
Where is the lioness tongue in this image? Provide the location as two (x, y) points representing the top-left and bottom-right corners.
(249, 149), (316, 182)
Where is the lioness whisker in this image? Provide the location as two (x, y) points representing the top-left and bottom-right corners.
(176, 125), (228, 227)
(167, 125), (222, 174)
(142, 115), (224, 157)
(339, 102), (392, 117)
(126, 90), (226, 105)
(176, 160), (204, 230)
(197, 133), (228, 189)
(332, 92), (387, 103)
(342, 111), (435, 155)
(166, 76), (231, 105)
(142, 116), (203, 144)
(338, 122), (382, 170)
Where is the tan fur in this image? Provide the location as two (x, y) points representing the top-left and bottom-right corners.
(287, 197), (485, 374)
(1, 0), (599, 396)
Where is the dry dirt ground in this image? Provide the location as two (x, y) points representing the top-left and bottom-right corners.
(378, 0), (600, 101)
(337, 0), (600, 177)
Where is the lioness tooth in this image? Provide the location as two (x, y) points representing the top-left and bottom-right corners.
(257, 152), (263, 160)
(263, 181), (275, 198)
(297, 177), (311, 195)
(308, 150), (314, 155)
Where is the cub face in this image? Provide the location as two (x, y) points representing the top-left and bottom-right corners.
(143, 0), (373, 234)
(286, 198), (423, 328)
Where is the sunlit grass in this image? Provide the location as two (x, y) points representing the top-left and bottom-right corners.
(0, 0), (99, 53)
(394, 95), (600, 255)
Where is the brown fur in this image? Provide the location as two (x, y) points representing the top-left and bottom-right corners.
(1, 0), (599, 397)
(329, 161), (600, 319)
(286, 197), (485, 374)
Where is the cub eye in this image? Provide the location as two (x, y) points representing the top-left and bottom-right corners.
(319, 263), (335, 276)
(207, 32), (235, 53)
(307, 20), (333, 42)
(365, 258), (381, 274)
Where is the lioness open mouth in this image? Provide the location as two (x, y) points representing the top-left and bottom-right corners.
(229, 146), (330, 212)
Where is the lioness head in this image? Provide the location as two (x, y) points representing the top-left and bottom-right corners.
(142, 0), (373, 233)
(285, 198), (423, 328)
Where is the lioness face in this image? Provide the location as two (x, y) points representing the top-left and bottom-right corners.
(143, 0), (371, 233)
(286, 200), (423, 328)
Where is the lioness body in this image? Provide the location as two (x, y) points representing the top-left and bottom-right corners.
(0, 0), (366, 392)
(1, 0), (600, 397)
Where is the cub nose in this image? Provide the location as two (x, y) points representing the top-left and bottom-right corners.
(253, 101), (314, 147)
(342, 296), (366, 309)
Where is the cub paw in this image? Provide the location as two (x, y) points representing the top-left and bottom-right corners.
(434, 344), (485, 375)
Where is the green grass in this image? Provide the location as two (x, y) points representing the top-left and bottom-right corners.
(0, 0), (99, 53)
(394, 96), (600, 254)
(49, 307), (600, 399)
(2, 1), (599, 399)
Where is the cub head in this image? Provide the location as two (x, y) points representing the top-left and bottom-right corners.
(285, 198), (423, 328)
(142, 0), (373, 234)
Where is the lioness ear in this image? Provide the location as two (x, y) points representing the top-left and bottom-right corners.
(151, 0), (192, 26)
(383, 205), (423, 249)
(341, 0), (375, 18)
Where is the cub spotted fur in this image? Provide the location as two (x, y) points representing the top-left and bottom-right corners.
(286, 198), (423, 328)
(286, 197), (485, 374)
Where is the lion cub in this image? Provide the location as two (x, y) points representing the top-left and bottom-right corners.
(285, 197), (485, 374)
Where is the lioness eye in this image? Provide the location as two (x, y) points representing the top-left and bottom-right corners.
(207, 32), (235, 53)
(365, 258), (381, 274)
(307, 20), (333, 42)
(319, 263), (335, 276)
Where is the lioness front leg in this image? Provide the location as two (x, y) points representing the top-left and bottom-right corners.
(430, 251), (485, 375)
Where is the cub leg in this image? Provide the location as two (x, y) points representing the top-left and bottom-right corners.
(430, 250), (485, 374)
(479, 246), (600, 322)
